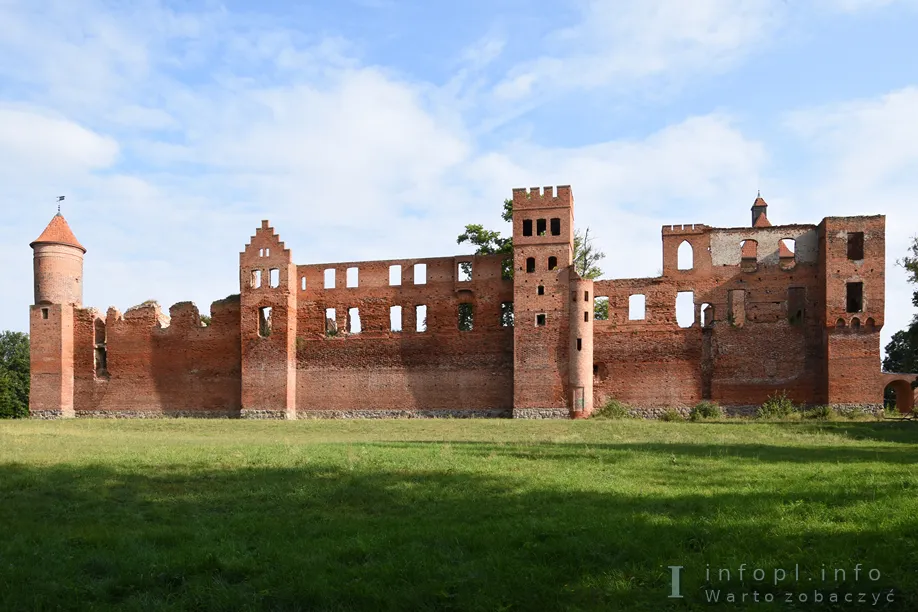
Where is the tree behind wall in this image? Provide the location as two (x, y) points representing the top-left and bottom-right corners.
(883, 236), (918, 406)
(0, 331), (29, 418)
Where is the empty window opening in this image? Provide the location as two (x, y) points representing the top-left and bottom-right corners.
(346, 267), (359, 288)
(526, 257), (535, 273)
(701, 303), (714, 327)
(347, 307), (361, 334)
(414, 263), (427, 285)
(788, 287), (806, 325)
(740, 239), (758, 259)
(851, 317), (861, 330)
(537, 285), (545, 296)
(629, 294), (646, 321)
(458, 303), (474, 331)
(584, 291), (589, 302)
(258, 307), (272, 337)
(416, 305), (427, 332)
(583, 311), (589, 322)
(324, 268), (335, 289)
(94, 319), (106, 344)
(677, 240), (694, 270)
(846, 282), (863, 313)
(576, 338), (582, 351)
(866, 317), (876, 330)
(269, 268), (280, 288)
(94, 347), (107, 376)
(780, 238), (796, 255)
(390, 306), (402, 332)
(536, 218), (547, 236)
(676, 291), (695, 328)
(847, 232), (865, 260)
(41, 308), (49, 320)
(550, 218), (561, 236)
(389, 265), (402, 286)
(259, 248), (264, 257)
(501, 258), (512, 280)
(836, 318), (846, 329)
(523, 219), (533, 236)
(548, 256), (557, 270)
(594, 296), (609, 321)
(251, 270), (262, 289)
(265, 248), (270, 257)
(458, 262), (472, 282)
(536, 313), (547, 327)
(325, 308), (337, 336)
(500, 301), (514, 327)
(301, 277), (307, 291)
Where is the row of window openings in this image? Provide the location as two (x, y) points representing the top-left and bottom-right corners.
(526, 256), (557, 273)
(256, 303), (519, 337)
(522, 218), (562, 237)
(675, 232), (865, 271)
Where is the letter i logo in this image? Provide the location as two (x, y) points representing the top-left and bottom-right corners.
(668, 566), (684, 598)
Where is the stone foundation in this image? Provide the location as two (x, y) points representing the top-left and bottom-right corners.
(240, 409), (293, 419)
(512, 408), (571, 419)
(298, 409), (512, 419)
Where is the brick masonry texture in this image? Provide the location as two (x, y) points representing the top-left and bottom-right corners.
(28, 186), (918, 419)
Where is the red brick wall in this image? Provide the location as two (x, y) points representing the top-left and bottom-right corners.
(28, 304), (74, 417)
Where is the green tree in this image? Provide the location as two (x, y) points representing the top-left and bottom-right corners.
(883, 235), (918, 406)
(0, 331), (30, 418)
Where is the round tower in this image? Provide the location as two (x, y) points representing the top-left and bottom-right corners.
(30, 213), (86, 306)
(569, 276), (594, 418)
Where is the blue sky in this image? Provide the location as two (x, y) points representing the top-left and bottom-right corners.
(1, 0), (917, 357)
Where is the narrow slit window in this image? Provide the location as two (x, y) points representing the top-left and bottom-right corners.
(94, 346), (107, 375)
(576, 338), (582, 351)
(847, 232), (865, 260)
(416, 305), (427, 332)
(458, 303), (474, 331)
(269, 268), (279, 288)
(550, 218), (561, 236)
(536, 219), (547, 236)
(301, 277), (307, 291)
(536, 313), (547, 326)
(548, 256), (557, 270)
(501, 258), (512, 280)
(458, 262), (472, 282)
(629, 294), (646, 321)
(526, 257), (535, 273)
(523, 219), (533, 236)
(584, 311), (589, 322)
(500, 301), (514, 327)
(414, 263), (427, 285)
(259, 248), (264, 257)
(346, 267), (359, 288)
(265, 248), (270, 257)
(324, 268), (335, 289)
(258, 306), (272, 337)
(594, 296), (609, 321)
(584, 291), (589, 302)
(390, 305), (402, 332)
(846, 282), (863, 313)
(389, 265), (402, 286)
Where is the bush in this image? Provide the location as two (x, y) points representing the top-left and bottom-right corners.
(690, 401), (722, 421)
(804, 405), (836, 420)
(756, 391), (797, 420)
(660, 409), (685, 422)
(592, 398), (631, 420)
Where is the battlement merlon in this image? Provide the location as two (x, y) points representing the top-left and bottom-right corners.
(511, 185), (573, 211)
(662, 223), (710, 236)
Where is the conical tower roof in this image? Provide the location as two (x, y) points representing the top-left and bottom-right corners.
(30, 213), (86, 253)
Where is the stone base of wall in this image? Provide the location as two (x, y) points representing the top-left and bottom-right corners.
(512, 408), (571, 419)
(297, 409), (513, 419)
(240, 409), (293, 419)
(30, 410), (73, 419)
(73, 410), (240, 419)
(829, 403), (884, 416)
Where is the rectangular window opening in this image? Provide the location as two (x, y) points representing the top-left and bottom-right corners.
(536, 313), (547, 327)
(324, 268), (335, 289)
(41, 308), (49, 320)
(526, 257), (535, 273)
(269, 268), (280, 288)
(416, 305), (427, 332)
(847, 232), (865, 260)
(584, 291), (589, 302)
(325, 308), (337, 336)
(389, 265), (402, 286)
(500, 301), (514, 327)
(536, 218), (547, 236)
(629, 294), (646, 321)
(548, 256), (557, 270)
(523, 219), (533, 236)
(414, 263), (427, 285)
(584, 311), (589, 322)
(347, 307), (361, 334)
(550, 218), (561, 236)
(251, 270), (262, 289)
(258, 306), (272, 337)
(501, 258), (512, 280)
(676, 291), (695, 328)
(537, 285), (545, 296)
(458, 303), (474, 331)
(301, 277), (307, 291)
(346, 267), (359, 288)
(594, 296), (609, 321)
(94, 346), (107, 375)
(390, 305), (402, 332)
(458, 261), (472, 282)
(576, 338), (582, 351)
(846, 282), (863, 313)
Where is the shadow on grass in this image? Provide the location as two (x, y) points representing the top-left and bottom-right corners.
(0, 453), (915, 612)
(691, 420), (918, 445)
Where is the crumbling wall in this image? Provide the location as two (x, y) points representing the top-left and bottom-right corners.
(294, 253), (514, 416)
(72, 298), (241, 417)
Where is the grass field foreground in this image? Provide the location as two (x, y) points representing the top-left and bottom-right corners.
(1, 418), (917, 611)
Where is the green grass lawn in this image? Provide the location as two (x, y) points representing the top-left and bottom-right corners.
(1, 418), (917, 611)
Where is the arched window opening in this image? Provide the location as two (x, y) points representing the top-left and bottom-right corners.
(677, 240), (694, 270)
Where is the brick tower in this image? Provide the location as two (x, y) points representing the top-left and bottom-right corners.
(29, 212), (85, 418)
(511, 186), (582, 418)
(239, 221), (298, 419)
